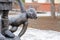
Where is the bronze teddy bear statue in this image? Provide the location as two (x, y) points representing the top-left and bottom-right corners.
(0, 0), (37, 40)
(9, 0), (37, 37)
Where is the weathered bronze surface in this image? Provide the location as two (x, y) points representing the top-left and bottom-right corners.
(0, 0), (37, 40)
(0, 0), (15, 40)
(0, 3), (12, 10)
(9, 0), (37, 37)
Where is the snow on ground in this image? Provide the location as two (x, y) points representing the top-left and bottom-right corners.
(9, 12), (60, 17)
(21, 28), (60, 40)
(9, 11), (60, 40)
(37, 12), (60, 17)
(14, 27), (60, 40)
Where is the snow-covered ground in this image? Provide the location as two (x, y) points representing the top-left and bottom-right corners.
(8, 11), (60, 40)
(37, 12), (60, 17)
(14, 27), (60, 40)
(9, 11), (60, 17)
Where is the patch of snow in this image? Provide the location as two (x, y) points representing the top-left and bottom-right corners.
(19, 28), (60, 40)
(37, 12), (60, 17)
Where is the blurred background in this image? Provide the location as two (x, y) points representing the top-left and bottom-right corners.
(8, 0), (60, 40)
(9, 0), (60, 31)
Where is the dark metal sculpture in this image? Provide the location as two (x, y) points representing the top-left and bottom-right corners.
(9, 0), (37, 37)
(0, 0), (37, 40)
(0, 0), (15, 39)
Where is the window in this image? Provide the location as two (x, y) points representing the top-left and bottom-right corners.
(38, 0), (47, 3)
(25, 0), (32, 3)
(46, 0), (60, 3)
(37, 0), (51, 3)
(55, 0), (60, 3)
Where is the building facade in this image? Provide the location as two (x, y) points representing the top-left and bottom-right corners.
(25, 0), (60, 12)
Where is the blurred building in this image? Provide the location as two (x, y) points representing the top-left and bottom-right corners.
(25, 0), (60, 12)
(12, 0), (60, 16)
